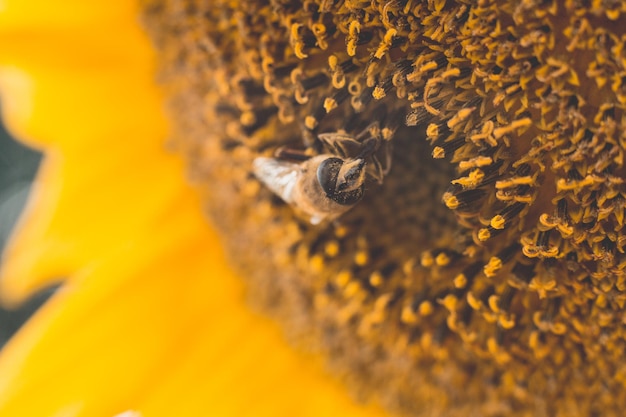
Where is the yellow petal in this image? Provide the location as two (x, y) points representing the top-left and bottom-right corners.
(0, 2), (162, 150)
(0, 207), (385, 416)
(0, 1), (135, 31)
(0, 0), (170, 299)
(0, 140), (194, 304)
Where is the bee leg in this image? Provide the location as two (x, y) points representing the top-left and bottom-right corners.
(274, 146), (312, 162)
(317, 132), (362, 158)
(356, 137), (380, 159)
(365, 138), (392, 184)
(356, 121), (381, 142)
(367, 156), (385, 184)
(380, 139), (393, 176)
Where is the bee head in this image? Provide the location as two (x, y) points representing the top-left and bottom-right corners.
(316, 157), (365, 205)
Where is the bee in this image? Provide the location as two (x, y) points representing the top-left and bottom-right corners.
(253, 124), (391, 225)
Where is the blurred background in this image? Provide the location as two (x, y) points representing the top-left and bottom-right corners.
(0, 115), (51, 348)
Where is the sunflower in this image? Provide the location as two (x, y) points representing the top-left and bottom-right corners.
(0, 1), (386, 416)
(3, 0), (626, 416)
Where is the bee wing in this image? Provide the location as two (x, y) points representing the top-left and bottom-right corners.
(317, 132), (362, 157)
(253, 157), (301, 204)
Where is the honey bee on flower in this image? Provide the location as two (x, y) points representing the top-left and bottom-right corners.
(253, 123), (391, 224)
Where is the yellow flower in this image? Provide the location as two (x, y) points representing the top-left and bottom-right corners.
(4, 0), (626, 416)
(142, 1), (626, 415)
(0, 1), (386, 416)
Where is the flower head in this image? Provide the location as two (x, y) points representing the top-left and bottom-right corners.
(142, 0), (626, 415)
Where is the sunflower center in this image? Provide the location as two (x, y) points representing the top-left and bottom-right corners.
(142, 1), (626, 415)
